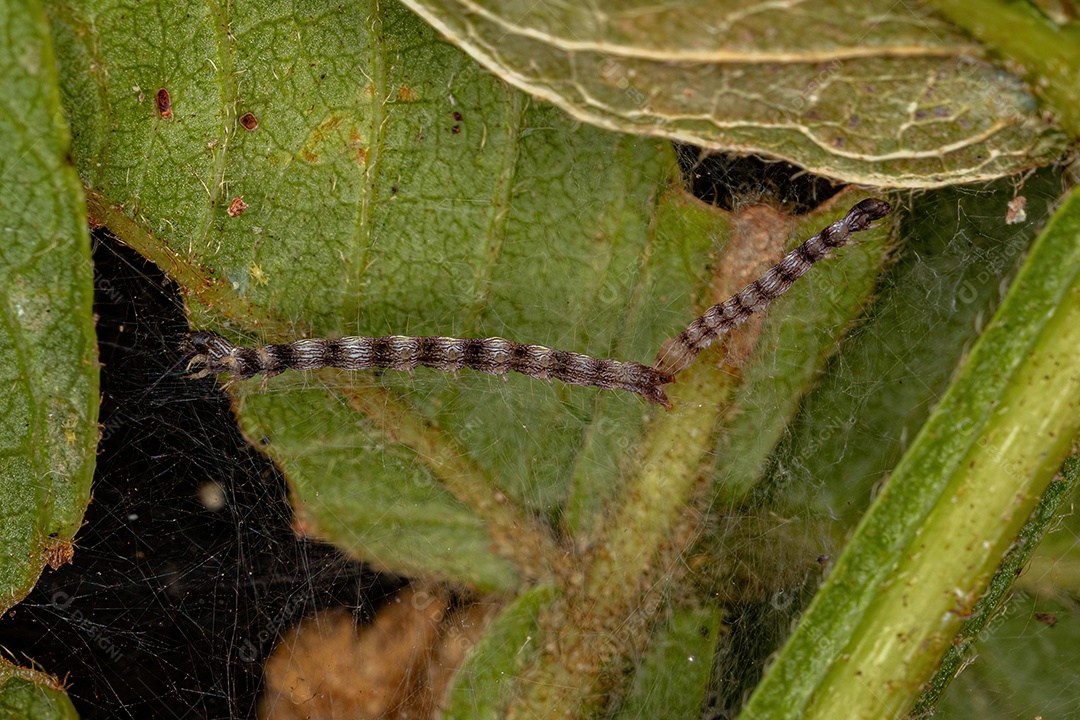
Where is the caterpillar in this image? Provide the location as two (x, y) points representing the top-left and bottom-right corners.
(653, 197), (891, 375)
(185, 198), (890, 408)
(184, 332), (676, 408)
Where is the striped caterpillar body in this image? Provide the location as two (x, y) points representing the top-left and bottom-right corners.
(653, 197), (891, 375)
(184, 332), (675, 408)
(185, 198), (890, 409)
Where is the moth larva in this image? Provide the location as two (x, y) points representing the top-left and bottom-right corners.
(184, 332), (675, 408)
(185, 199), (890, 409)
(653, 198), (891, 375)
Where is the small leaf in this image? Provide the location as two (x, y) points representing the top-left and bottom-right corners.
(0, 663), (79, 720)
(613, 606), (724, 720)
(443, 584), (558, 718)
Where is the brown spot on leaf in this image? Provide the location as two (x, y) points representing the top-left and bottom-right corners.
(239, 112), (258, 130)
(227, 196), (248, 217)
(156, 88), (172, 119)
(398, 84), (419, 102)
(296, 113), (352, 164)
(348, 126), (368, 165)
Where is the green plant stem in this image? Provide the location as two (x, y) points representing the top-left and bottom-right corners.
(508, 196), (894, 717)
(926, 0), (1080, 136)
(508, 355), (737, 717)
(741, 187), (1080, 719)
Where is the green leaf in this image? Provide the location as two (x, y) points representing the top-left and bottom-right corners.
(399, 0), (1066, 188)
(50, 0), (897, 705)
(0, 0), (96, 710)
(0, 664), (78, 720)
(443, 583), (559, 718)
(0, 0), (96, 631)
(925, 0), (1080, 137)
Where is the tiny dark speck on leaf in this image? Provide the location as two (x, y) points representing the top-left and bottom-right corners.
(239, 112), (259, 130)
(452, 125), (460, 134)
(453, 111), (463, 121)
(156, 88), (172, 119)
